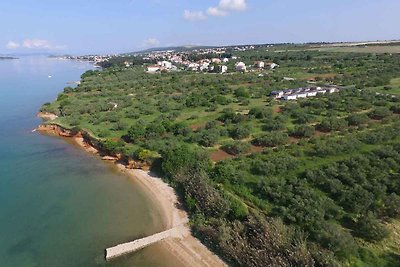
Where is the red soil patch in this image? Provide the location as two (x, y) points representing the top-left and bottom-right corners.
(249, 145), (264, 153)
(304, 73), (338, 81)
(210, 149), (235, 162)
(288, 136), (301, 143)
(314, 130), (329, 137)
(272, 106), (283, 114)
(189, 123), (204, 131)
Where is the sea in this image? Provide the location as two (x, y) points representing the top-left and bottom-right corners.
(0, 56), (181, 267)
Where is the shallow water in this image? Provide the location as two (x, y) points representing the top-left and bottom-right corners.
(0, 57), (182, 267)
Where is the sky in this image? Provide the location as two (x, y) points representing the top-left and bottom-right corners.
(0, 0), (399, 55)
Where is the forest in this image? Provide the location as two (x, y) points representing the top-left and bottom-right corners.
(41, 44), (400, 266)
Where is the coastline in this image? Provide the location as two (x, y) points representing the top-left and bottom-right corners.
(35, 117), (227, 267)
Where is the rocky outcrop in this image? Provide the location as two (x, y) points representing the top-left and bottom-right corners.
(37, 112), (58, 121)
(36, 123), (150, 170)
(36, 124), (75, 137)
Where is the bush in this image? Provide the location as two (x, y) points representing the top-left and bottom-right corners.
(346, 113), (369, 126)
(317, 117), (348, 132)
(369, 107), (392, 120)
(221, 141), (251, 155)
(352, 212), (390, 242)
(252, 132), (288, 147)
(289, 125), (315, 138)
(249, 106), (273, 119)
(229, 125), (251, 139)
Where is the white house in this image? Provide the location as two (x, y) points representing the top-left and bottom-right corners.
(254, 61), (265, 68)
(271, 91), (284, 98)
(222, 58), (229, 63)
(327, 87), (339, 93)
(190, 63), (200, 71)
(235, 62), (247, 72)
(284, 95), (297, 100)
(296, 93), (308, 99)
(159, 61), (172, 69)
(200, 62), (210, 71)
(170, 56), (182, 63)
(147, 65), (160, 73)
(307, 91), (318, 97)
(269, 63), (279, 69)
(283, 77), (295, 81)
(219, 65), (228, 73)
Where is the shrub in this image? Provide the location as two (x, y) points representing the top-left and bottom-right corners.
(229, 125), (251, 139)
(369, 107), (392, 120)
(221, 141), (251, 155)
(346, 113), (369, 126)
(317, 117), (348, 132)
(252, 132), (289, 147)
(289, 125), (315, 138)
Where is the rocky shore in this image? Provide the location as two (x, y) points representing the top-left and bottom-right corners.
(35, 116), (227, 267)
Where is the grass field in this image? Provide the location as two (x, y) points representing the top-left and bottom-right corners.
(369, 77), (400, 95)
(310, 45), (400, 54)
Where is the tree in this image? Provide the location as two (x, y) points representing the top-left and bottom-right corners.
(317, 117), (348, 132)
(161, 144), (211, 179)
(369, 107), (392, 120)
(229, 125), (251, 139)
(221, 141), (251, 155)
(346, 113), (369, 126)
(252, 132), (288, 147)
(127, 121), (146, 143)
(289, 125), (315, 138)
(352, 212), (390, 242)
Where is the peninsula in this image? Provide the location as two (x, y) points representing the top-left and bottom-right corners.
(39, 42), (400, 267)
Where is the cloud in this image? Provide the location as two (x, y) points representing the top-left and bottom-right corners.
(188, 0), (247, 20)
(142, 38), (160, 47)
(5, 39), (66, 50)
(6, 41), (20, 49)
(23, 39), (52, 49)
(207, 7), (228, 17)
(219, 0), (247, 11)
(183, 10), (207, 21)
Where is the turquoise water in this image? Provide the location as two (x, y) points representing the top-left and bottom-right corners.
(0, 57), (181, 267)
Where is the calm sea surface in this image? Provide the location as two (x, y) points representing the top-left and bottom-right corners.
(0, 57), (181, 267)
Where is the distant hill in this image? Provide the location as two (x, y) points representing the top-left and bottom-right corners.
(0, 56), (18, 60)
(130, 45), (217, 54)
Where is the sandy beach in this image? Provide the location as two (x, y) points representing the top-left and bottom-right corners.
(36, 122), (226, 267)
(120, 167), (226, 267)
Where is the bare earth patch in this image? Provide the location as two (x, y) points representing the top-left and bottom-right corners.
(211, 149), (235, 162)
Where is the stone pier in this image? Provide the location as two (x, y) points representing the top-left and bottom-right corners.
(105, 225), (187, 261)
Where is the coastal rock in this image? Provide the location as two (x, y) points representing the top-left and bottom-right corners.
(102, 156), (118, 161)
(37, 112), (58, 121)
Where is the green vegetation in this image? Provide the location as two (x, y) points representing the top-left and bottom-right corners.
(41, 45), (400, 266)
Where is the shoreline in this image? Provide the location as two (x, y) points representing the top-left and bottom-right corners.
(35, 119), (226, 267)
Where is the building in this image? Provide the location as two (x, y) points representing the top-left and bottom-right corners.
(200, 62), (210, 71)
(158, 61), (172, 69)
(147, 65), (160, 73)
(266, 61), (279, 69)
(284, 95), (297, 100)
(254, 61), (265, 68)
(306, 91), (318, 97)
(211, 58), (222, 64)
(283, 77), (295, 81)
(218, 65), (228, 73)
(271, 85), (341, 101)
(235, 62), (246, 72)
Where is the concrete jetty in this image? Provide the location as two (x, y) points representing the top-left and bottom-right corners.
(105, 225), (188, 261)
